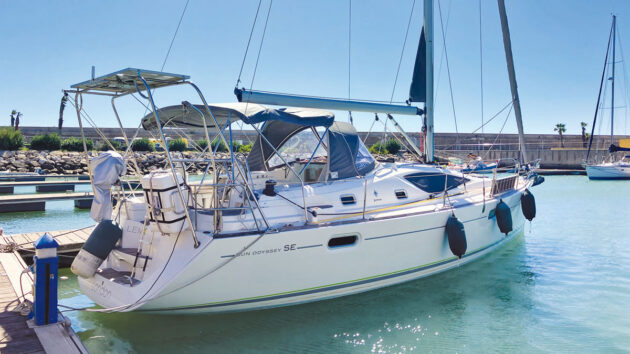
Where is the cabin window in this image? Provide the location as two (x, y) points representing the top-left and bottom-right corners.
(405, 173), (468, 193)
(328, 235), (358, 248)
(395, 189), (407, 199)
(340, 194), (356, 205)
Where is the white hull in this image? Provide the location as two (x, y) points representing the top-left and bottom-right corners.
(586, 164), (630, 180)
(79, 179), (528, 314)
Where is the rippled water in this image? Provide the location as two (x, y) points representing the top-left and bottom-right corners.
(5, 176), (630, 352)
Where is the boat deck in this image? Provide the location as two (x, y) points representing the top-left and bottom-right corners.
(0, 192), (94, 204)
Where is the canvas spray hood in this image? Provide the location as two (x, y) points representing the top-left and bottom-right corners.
(140, 102), (334, 130)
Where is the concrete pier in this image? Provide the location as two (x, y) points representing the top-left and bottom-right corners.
(0, 192), (94, 213)
(0, 180), (90, 195)
(0, 186), (13, 194)
(0, 202), (46, 213)
(73, 199), (92, 209)
(0, 191), (141, 213)
(35, 184), (75, 193)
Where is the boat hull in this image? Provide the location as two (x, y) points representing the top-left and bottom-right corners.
(146, 228), (524, 314)
(586, 164), (630, 180)
(92, 189), (525, 314)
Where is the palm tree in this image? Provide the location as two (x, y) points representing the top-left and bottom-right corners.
(581, 122), (588, 148)
(554, 123), (566, 147)
(10, 110), (16, 128)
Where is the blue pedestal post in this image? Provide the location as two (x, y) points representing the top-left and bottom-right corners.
(33, 233), (59, 326)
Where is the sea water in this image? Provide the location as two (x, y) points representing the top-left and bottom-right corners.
(4, 176), (630, 352)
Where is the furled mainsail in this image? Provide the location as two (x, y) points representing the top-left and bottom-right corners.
(408, 27), (427, 103)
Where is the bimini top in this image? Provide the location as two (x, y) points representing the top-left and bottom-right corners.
(71, 68), (190, 94)
(141, 102), (334, 130)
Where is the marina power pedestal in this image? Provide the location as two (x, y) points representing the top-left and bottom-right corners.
(33, 233), (59, 325)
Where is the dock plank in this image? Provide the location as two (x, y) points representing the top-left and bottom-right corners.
(0, 333), (45, 354)
(3, 235), (31, 248)
(16, 232), (39, 244)
(51, 235), (77, 249)
(0, 191), (142, 213)
(0, 192), (94, 205)
(3, 227), (92, 263)
(74, 228), (94, 240)
(55, 229), (87, 245)
(0, 262), (44, 353)
(0, 181), (92, 187)
(0, 251), (87, 353)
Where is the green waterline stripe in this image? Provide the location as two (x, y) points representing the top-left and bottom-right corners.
(147, 228), (523, 312)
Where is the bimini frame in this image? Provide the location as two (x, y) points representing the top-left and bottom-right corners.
(65, 68), (275, 248)
(67, 68), (356, 246)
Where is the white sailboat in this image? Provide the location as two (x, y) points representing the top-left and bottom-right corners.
(586, 15), (630, 180)
(67, 0), (541, 314)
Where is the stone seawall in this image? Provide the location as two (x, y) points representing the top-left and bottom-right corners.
(3, 125), (626, 171)
(10, 126), (630, 151)
(440, 148), (612, 169)
(0, 151), (229, 175)
(0, 148), (603, 175)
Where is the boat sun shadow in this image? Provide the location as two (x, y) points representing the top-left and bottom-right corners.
(70, 237), (537, 352)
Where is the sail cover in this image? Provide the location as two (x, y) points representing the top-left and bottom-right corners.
(408, 27), (427, 103)
(141, 102), (334, 130)
(608, 144), (630, 153)
(608, 139), (630, 152)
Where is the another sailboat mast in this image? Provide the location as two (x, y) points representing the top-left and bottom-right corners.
(497, 0), (528, 164)
(424, 0), (435, 163)
(586, 17), (614, 162)
(611, 15), (617, 146)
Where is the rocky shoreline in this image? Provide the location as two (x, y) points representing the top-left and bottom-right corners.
(0, 150), (410, 176)
(0, 151), (225, 176)
(1, 150), (90, 175)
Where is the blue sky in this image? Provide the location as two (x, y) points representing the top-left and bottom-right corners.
(0, 0), (628, 135)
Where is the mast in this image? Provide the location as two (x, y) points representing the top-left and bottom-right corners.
(586, 17), (614, 162)
(497, 0), (528, 164)
(611, 15), (616, 147)
(424, 0), (435, 162)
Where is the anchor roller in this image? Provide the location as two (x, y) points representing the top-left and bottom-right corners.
(445, 215), (467, 259)
(494, 200), (512, 235)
